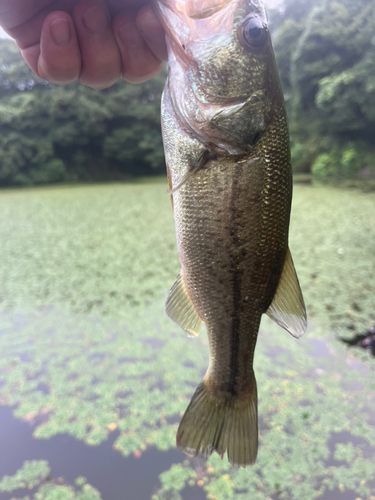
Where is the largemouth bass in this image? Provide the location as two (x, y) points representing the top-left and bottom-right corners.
(154, 0), (307, 466)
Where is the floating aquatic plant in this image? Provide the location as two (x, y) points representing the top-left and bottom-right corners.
(0, 183), (374, 500)
(0, 461), (101, 500)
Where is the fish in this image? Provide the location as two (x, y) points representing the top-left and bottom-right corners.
(153, 0), (307, 466)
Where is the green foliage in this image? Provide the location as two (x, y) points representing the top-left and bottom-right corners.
(311, 142), (374, 180)
(0, 461), (50, 492)
(311, 153), (338, 180)
(334, 443), (357, 464)
(159, 464), (195, 491)
(152, 490), (182, 500)
(0, 461), (101, 500)
(1, 0), (375, 186)
(270, 0), (375, 177)
(33, 482), (102, 500)
(103, 124), (164, 171)
(0, 182), (375, 499)
(74, 478), (87, 487)
(204, 475), (234, 500)
(0, 39), (166, 186)
(315, 55), (375, 132)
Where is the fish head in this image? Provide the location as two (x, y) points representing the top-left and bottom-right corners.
(156, 0), (285, 152)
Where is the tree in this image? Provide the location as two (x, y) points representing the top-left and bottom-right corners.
(1, 0), (375, 187)
(0, 39), (166, 186)
(270, 0), (375, 179)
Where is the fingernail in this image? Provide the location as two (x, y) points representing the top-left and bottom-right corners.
(50, 18), (71, 46)
(82, 3), (108, 32)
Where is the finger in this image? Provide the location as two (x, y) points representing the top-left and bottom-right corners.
(0, 0), (55, 30)
(4, 0), (78, 47)
(113, 12), (163, 84)
(39, 11), (81, 83)
(136, 6), (168, 62)
(72, 0), (121, 89)
(20, 11), (81, 84)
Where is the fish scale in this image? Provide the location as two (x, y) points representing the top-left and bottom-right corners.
(154, 0), (307, 466)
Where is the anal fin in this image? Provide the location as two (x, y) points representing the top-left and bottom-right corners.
(266, 248), (307, 338)
(165, 271), (202, 337)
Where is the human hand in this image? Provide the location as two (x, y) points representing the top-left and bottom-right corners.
(0, 0), (167, 88)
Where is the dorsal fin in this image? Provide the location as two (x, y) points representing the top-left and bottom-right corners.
(266, 248), (307, 338)
(165, 271), (202, 337)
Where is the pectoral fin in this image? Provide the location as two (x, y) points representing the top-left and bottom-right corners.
(166, 162), (174, 212)
(167, 149), (214, 194)
(165, 271), (202, 337)
(266, 249), (307, 338)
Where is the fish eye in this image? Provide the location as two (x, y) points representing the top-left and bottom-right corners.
(241, 18), (268, 49)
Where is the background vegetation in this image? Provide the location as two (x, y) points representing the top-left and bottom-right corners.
(270, 0), (375, 181)
(0, 42), (166, 187)
(0, 0), (374, 186)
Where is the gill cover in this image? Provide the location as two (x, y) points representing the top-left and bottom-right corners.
(155, 0), (273, 155)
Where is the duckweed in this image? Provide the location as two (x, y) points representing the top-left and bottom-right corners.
(0, 182), (374, 499)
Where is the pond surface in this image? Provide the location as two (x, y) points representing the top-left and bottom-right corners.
(0, 182), (374, 500)
(0, 404), (193, 500)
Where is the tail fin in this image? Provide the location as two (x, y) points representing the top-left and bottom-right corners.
(176, 376), (258, 467)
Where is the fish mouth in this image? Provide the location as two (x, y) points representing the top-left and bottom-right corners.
(184, 0), (234, 19)
(158, 0), (234, 19)
(160, 0), (264, 20)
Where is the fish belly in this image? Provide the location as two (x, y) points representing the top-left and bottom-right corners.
(174, 157), (288, 389)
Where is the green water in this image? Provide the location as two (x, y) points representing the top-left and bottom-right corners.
(0, 181), (374, 500)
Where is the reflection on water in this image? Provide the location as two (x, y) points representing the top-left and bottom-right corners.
(0, 307), (374, 500)
(0, 183), (374, 499)
(0, 405), (193, 500)
(341, 327), (375, 357)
